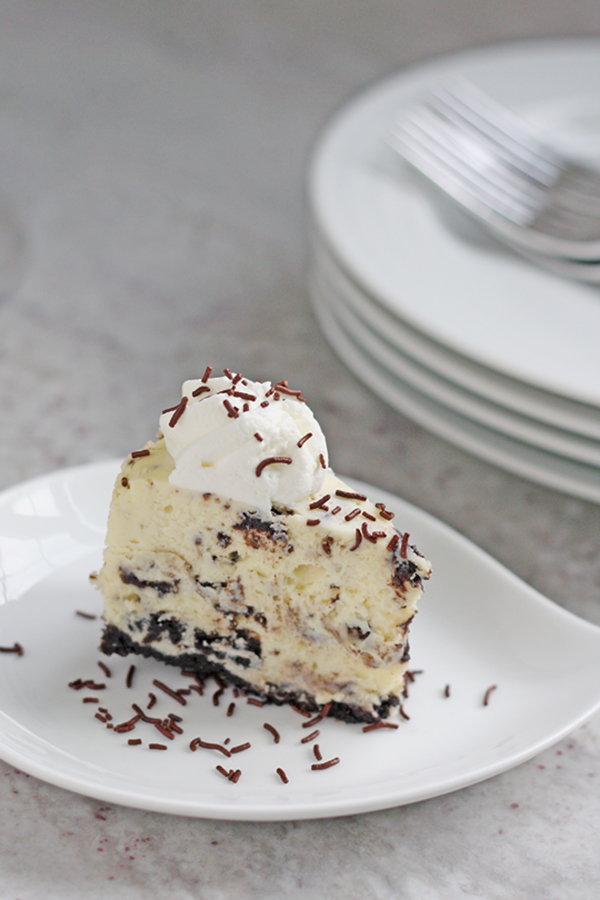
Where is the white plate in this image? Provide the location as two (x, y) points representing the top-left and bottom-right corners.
(312, 252), (600, 468)
(312, 280), (600, 503)
(310, 236), (600, 442)
(308, 38), (600, 407)
(2, 463), (600, 820)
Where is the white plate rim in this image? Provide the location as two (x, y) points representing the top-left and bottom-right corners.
(313, 254), (600, 467)
(310, 278), (600, 503)
(309, 233), (600, 442)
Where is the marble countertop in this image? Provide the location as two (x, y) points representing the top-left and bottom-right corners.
(1, 1), (600, 897)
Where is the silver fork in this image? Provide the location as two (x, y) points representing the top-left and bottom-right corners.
(389, 79), (600, 263)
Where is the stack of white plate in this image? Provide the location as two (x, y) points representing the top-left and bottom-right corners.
(307, 38), (600, 503)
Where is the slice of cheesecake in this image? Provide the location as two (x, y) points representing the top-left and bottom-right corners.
(95, 370), (431, 723)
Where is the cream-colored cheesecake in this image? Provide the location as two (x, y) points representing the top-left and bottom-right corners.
(95, 370), (431, 723)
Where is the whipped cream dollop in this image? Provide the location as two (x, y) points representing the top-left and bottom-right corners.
(159, 371), (329, 513)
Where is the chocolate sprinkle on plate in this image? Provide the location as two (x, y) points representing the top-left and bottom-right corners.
(483, 685), (497, 706)
(0, 643), (24, 655)
(131, 449), (151, 458)
(311, 757), (340, 771)
(276, 767), (289, 784)
(230, 742), (251, 754)
(128, 739), (142, 746)
(126, 665), (136, 689)
(153, 678), (187, 706)
(190, 738), (231, 757)
(149, 743), (168, 750)
(75, 611), (96, 620)
(301, 729), (320, 744)
(303, 702), (331, 727)
(263, 723), (280, 743)
(362, 721), (399, 733)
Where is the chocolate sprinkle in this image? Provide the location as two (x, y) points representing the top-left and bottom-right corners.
(344, 508), (361, 521)
(149, 743), (167, 750)
(387, 534), (400, 552)
(97, 661), (111, 678)
(190, 738), (231, 757)
(131, 449), (151, 458)
(254, 432), (264, 442)
(201, 365), (213, 382)
(147, 692), (157, 709)
(444, 684), (451, 698)
(319, 454), (326, 469)
(128, 739), (142, 746)
(192, 384), (211, 397)
(483, 685), (497, 706)
(75, 611), (96, 620)
(153, 679), (187, 706)
(309, 494), (331, 510)
(313, 745), (323, 761)
(297, 433), (313, 448)
(229, 769), (242, 783)
(169, 395), (188, 428)
(0, 642), (24, 655)
(247, 697), (266, 707)
(349, 528), (362, 552)
(336, 490), (367, 501)
(306, 519), (320, 526)
(212, 685), (224, 706)
(276, 767), (289, 784)
(126, 665), (136, 689)
(400, 532), (410, 558)
(399, 704), (410, 720)
(83, 697), (99, 704)
(227, 701), (235, 717)
(216, 765), (230, 778)
(230, 742), (251, 754)
(362, 721), (399, 733)
(311, 757), (340, 770)
(300, 729), (320, 744)
(263, 723), (280, 744)
(303, 702), (331, 727)
(255, 456), (293, 478)
(113, 714), (141, 733)
(223, 399), (239, 419)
